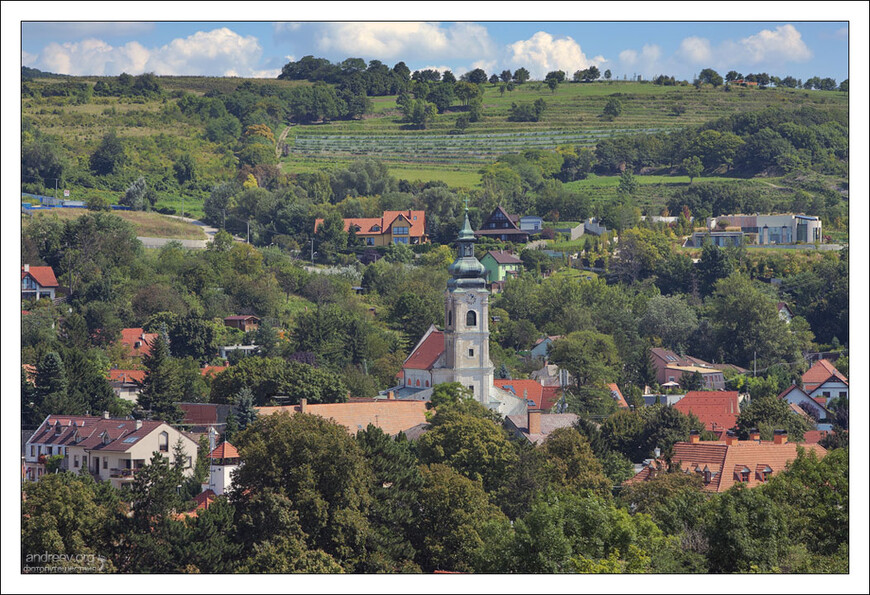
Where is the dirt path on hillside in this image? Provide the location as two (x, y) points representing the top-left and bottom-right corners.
(276, 125), (292, 162)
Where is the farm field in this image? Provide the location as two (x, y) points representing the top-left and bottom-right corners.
(23, 208), (207, 240)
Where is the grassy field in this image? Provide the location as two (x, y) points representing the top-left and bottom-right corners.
(23, 75), (848, 196)
(23, 209), (207, 240)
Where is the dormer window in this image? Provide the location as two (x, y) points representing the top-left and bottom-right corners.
(102, 432), (111, 445)
(371, 225), (381, 232)
(735, 466), (751, 482)
(55, 422), (63, 435)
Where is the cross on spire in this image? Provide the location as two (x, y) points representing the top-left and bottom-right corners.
(463, 196), (469, 211)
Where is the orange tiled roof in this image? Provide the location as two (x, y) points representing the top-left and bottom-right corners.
(314, 210), (427, 238)
(540, 386), (563, 411)
(404, 329), (445, 370)
(673, 391), (739, 434)
(119, 328), (158, 358)
(802, 359), (848, 391)
(209, 441), (239, 459)
(201, 365), (228, 377)
(494, 379), (544, 406)
(107, 369), (146, 384)
(608, 383), (630, 408)
(22, 265), (59, 288)
(256, 400), (429, 437)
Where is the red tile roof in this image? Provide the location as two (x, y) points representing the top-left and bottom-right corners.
(256, 400), (430, 437)
(403, 329), (445, 370)
(540, 386), (563, 411)
(119, 328), (158, 358)
(209, 442), (240, 459)
(673, 391), (740, 434)
(802, 430), (832, 444)
(201, 365), (228, 377)
(27, 415), (169, 453)
(224, 315), (259, 321)
(314, 210), (427, 238)
(485, 250), (522, 265)
(22, 265), (59, 288)
(802, 359), (848, 391)
(608, 383), (630, 408)
(494, 379), (544, 406)
(107, 369), (146, 384)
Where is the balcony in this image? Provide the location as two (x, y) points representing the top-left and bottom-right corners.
(109, 468), (138, 479)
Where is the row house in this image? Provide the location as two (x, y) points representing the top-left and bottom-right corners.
(314, 210), (428, 246)
(23, 414), (197, 489)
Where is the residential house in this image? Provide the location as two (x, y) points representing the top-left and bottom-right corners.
(206, 440), (241, 496)
(706, 214), (822, 245)
(107, 369), (145, 402)
(649, 348), (729, 390)
(624, 430), (826, 493)
(608, 383), (630, 409)
(504, 409), (579, 444)
(673, 391), (741, 438)
(256, 398), (430, 438)
(223, 315), (260, 333)
(518, 215), (544, 233)
(480, 250), (523, 285)
(778, 384), (832, 429)
(21, 264), (59, 301)
(530, 335), (563, 360)
(23, 414), (198, 488)
(801, 359), (848, 407)
(689, 230), (744, 248)
(474, 206), (530, 243)
(776, 302), (795, 324)
(119, 328), (158, 360)
(493, 379), (564, 412)
(530, 363), (572, 388)
(314, 210), (428, 246)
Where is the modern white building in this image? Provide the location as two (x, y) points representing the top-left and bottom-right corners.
(706, 214), (822, 245)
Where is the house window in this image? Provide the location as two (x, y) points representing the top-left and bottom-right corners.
(371, 225), (381, 232)
(416, 379), (420, 387)
(838, 391), (846, 399)
(47, 446), (53, 456)
(468, 348), (474, 357)
(394, 226), (409, 235)
(74, 455), (79, 468)
(741, 471), (750, 482)
(822, 391), (830, 398)
(158, 431), (169, 452)
(425, 380), (429, 387)
(393, 237), (409, 244)
(366, 237), (375, 246)
(466, 310), (477, 327)
(468, 385), (475, 394)
(30, 445), (36, 457)
(103, 458), (108, 469)
(407, 378), (411, 386)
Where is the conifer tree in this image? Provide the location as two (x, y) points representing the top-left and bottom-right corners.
(138, 331), (183, 423)
(234, 386), (257, 431)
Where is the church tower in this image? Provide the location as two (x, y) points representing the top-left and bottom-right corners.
(441, 211), (495, 406)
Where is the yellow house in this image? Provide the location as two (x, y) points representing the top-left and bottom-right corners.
(315, 210), (428, 247)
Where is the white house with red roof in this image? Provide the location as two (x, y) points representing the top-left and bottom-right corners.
(21, 264), (59, 300)
(801, 359), (848, 406)
(207, 441), (241, 496)
(24, 414), (198, 488)
(778, 384), (832, 429)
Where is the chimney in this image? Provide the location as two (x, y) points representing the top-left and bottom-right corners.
(749, 428), (761, 442)
(689, 430), (700, 444)
(141, 332), (147, 341)
(135, 419), (143, 430)
(299, 398), (307, 413)
(24, 264), (30, 272)
(527, 409), (541, 435)
(725, 430), (737, 446)
(387, 390), (395, 400)
(103, 411), (110, 419)
(773, 429), (788, 445)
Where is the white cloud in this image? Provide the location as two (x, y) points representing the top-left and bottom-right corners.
(507, 31), (603, 79)
(28, 28), (267, 77)
(313, 22), (497, 62)
(735, 24), (812, 64)
(677, 36), (712, 64)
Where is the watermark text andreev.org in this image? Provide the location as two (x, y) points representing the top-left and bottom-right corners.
(23, 552), (106, 573)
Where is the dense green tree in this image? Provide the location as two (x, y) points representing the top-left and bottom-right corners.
(512, 67), (530, 84)
(541, 428), (612, 495)
(137, 332), (183, 423)
(549, 330), (621, 388)
(89, 130), (126, 175)
(210, 357), (347, 406)
(682, 155), (703, 182)
(639, 295), (698, 351)
(735, 395), (814, 442)
(603, 97), (623, 119)
(120, 176), (157, 211)
(231, 412), (373, 570)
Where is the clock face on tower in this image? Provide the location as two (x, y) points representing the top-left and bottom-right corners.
(465, 293), (476, 305)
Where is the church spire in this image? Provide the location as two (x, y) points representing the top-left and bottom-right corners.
(447, 210), (486, 290)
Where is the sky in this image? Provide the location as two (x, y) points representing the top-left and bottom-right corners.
(19, 18), (851, 83)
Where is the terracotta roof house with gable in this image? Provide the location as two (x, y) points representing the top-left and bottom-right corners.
(801, 359), (848, 407)
(314, 210), (428, 246)
(21, 264), (59, 300)
(649, 347), (733, 390)
(624, 430), (826, 492)
(673, 391), (740, 438)
(119, 328), (158, 359)
(256, 398), (430, 438)
(474, 206), (530, 243)
(23, 414), (197, 487)
(107, 369), (146, 402)
(778, 384), (832, 427)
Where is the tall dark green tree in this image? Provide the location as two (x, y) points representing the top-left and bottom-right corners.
(137, 331), (183, 423)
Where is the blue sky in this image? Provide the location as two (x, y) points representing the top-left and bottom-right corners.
(20, 19), (850, 83)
